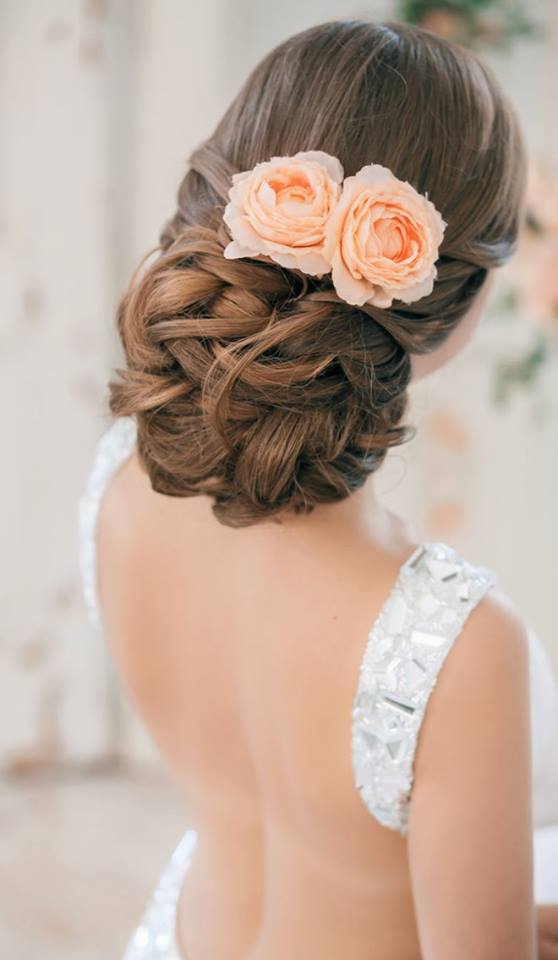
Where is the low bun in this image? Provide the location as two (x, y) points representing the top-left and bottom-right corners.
(108, 19), (526, 526)
(109, 217), (414, 526)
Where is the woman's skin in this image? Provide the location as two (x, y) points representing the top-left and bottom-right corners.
(97, 271), (556, 960)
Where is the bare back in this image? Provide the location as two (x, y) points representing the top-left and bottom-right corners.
(96, 443), (427, 959)
(85, 424), (536, 960)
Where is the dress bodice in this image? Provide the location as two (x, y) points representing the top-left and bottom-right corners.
(79, 415), (558, 837)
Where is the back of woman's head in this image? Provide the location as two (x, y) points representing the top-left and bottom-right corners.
(109, 18), (527, 527)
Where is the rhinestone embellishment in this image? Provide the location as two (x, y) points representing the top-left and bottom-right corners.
(351, 542), (497, 836)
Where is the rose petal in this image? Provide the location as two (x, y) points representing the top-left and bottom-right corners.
(223, 238), (259, 260)
(257, 179), (277, 207)
(330, 253), (375, 306)
(367, 288), (395, 309)
(353, 163), (398, 188)
(222, 152), (342, 273)
(270, 249), (333, 275)
(390, 269), (437, 304)
(324, 162), (445, 307)
(291, 150), (345, 184)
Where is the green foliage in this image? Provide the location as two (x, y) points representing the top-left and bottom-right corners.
(396, 0), (539, 50)
(492, 335), (549, 405)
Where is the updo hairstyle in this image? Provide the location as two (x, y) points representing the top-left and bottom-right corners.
(109, 19), (527, 527)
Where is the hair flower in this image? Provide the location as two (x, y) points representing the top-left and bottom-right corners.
(222, 154), (446, 307)
(323, 163), (447, 308)
(222, 150), (344, 275)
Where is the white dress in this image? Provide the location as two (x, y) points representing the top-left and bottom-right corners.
(78, 416), (558, 959)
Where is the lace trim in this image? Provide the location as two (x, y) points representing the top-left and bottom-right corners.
(351, 541), (498, 836)
(78, 415), (138, 627)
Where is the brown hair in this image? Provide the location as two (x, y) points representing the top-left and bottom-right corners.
(109, 18), (527, 527)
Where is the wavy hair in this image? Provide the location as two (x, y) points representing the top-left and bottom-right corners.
(109, 18), (527, 527)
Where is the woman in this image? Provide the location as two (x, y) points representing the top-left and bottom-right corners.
(79, 18), (558, 960)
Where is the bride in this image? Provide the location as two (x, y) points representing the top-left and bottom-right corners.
(79, 17), (558, 960)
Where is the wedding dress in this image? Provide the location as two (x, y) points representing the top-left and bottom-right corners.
(78, 415), (558, 959)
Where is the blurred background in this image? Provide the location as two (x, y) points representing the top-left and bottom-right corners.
(1, 0), (557, 957)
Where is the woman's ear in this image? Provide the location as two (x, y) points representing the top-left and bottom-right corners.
(410, 269), (497, 382)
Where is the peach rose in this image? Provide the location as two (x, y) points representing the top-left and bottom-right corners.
(223, 150), (343, 275)
(323, 163), (446, 308)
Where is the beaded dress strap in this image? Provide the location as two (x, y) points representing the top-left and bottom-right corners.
(78, 415), (138, 627)
(351, 541), (498, 835)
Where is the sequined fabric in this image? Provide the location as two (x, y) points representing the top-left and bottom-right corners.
(351, 541), (498, 835)
(122, 830), (198, 960)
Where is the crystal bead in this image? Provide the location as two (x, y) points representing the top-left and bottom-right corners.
(410, 629), (447, 648)
(375, 634), (394, 657)
(382, 694), (416, 716)
(425, 558), (460, 581)
(457, 580), (471, 602)
(373, 656), (402, 692)
(418, 591), (441, 618)
(403, 658), (428, 691)
(387, 593), (408, 634)
(385, 738), (408, 763)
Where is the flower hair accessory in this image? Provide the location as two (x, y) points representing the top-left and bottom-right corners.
(223, 150), (447, 308)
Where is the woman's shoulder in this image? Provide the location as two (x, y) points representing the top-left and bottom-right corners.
(402, 554), (536, 957)
(405, 557), (532, 802)
(397, 538), (528, 662)
(406, 542), (532, 738)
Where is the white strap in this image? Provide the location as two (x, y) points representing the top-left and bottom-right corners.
(351, 541), (497, 835)
(122, 829), (198, 960)
(78, 416), (138, 627)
